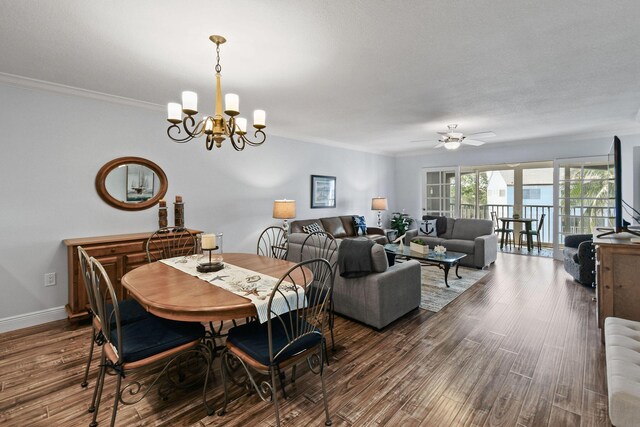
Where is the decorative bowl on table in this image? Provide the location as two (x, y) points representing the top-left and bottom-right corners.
(433, 245), (447, 256)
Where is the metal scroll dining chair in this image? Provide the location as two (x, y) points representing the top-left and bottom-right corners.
(88, 257), (213, 427)
(145, 227), (198, 262)
(77, 247), (149, 391)
(257, 226), (288, 260)
(492, 211), (513, 249)
(519, 213), (546, 251)
(218, 258), (334, 427)
(300, 231), (338, 352)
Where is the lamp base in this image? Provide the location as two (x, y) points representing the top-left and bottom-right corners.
(377, 211), (382, 228)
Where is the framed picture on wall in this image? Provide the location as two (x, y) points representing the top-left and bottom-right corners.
(310, 175), (336, 208)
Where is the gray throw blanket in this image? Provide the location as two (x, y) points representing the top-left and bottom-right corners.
(338, 239), (374, 278)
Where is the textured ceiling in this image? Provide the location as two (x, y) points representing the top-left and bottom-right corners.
(2, 0), (640, 154)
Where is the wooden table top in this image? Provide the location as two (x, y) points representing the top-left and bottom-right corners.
(498, 217), (537, 223)
(121, 253), (306, 322)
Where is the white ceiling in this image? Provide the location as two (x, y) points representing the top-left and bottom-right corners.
(2, 0), (640, 155)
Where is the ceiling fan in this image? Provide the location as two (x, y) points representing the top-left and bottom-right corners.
(413, 124), (496, 150)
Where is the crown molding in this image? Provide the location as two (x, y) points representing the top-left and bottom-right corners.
(0, 72), (164, 111)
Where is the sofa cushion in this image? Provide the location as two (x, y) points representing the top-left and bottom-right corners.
(290, 219), (324, 234)
(423, 215), (448, 236)
(451, 219), (493, 240)
(365, 234), (388, 244)
(371, 244), (389, 273)
(340, 216), (357, 237)
(320, 217), (347, 238)
(419, 236), (444, 247)
(352, 215), (367, 236)
(439, 218), (456, 239)
(443, 239), (475, 254)
(302, 222), (323, 234)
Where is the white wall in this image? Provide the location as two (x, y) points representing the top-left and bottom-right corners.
(0, 83), (395, 321)
(394, 135), (640, 223)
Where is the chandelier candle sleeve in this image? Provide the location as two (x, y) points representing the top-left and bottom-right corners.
(181, 91), (198, 115)
(235, 117), (247, 134)
(168, 103), (182, 123)
(253, 110), (266, 128)
(225, 94), (239, 115)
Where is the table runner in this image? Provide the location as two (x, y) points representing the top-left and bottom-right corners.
(160, 256), (306, 323)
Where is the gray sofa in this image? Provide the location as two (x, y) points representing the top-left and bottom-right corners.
(405, 217), (497, 268)
(287, 235), (421, 329)
(289, 215), (387, 244)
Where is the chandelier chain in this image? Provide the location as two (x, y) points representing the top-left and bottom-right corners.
(215, 43), (222, 74)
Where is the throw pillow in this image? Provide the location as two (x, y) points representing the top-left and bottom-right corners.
(420, 219), (437, 236)
(352, 215), (367, 236)
(302, 222), (323, 234)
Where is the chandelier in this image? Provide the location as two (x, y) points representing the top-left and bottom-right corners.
(166, 35), (267, 151)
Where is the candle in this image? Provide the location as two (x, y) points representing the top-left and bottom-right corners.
(159, 199), (166, 207)
(181, 91), (198, 115)
(204, 117), (213, 133)
(225, 93), (239, 115)
(201, 233), (217, 249)
(175, 195), (182, 203)
(253, 110), (266, 128)
(235, 117), (247, 134)
(167, 103), (182, 123)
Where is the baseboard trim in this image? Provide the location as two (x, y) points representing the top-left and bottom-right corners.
(0, 306), (67, 334)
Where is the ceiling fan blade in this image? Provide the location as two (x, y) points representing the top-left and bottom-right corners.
(409, 139), (436, 143)
(468, 131), (496, 139)
(434, 141), (446, 148)
(461, 138), (485, 146)
(437, 131), (449, 136)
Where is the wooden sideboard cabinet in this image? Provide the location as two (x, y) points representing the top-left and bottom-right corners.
(63, 230), (201, 320)
(594, 236), (640, 341)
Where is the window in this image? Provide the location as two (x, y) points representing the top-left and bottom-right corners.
(523, 188), (541, 200)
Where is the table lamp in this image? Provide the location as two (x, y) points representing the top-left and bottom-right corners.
(371, 197), (388, 228)
(273, 199), (296, 237)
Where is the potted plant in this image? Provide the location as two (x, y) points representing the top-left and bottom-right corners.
(390, 212), (414, 243)
(410, 238), (429, 254)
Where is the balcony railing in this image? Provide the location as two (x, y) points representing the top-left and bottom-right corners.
(460, 204), (553, 245)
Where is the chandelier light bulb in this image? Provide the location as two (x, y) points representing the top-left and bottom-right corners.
(444, 141), (461, 150)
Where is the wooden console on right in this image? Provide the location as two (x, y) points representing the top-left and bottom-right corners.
(594, 236), (640, 342)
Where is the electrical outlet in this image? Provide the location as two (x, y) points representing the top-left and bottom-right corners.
(44, 272), (56, 287)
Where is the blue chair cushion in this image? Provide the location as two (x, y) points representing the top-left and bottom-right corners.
(110, 316), (205, 363)
(227, 313), (322, 366)
(106, 299), (150, 325)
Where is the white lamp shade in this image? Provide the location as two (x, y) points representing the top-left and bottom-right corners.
(371, 197), (388, 210)
(225, 93), (239, 113)
(181, 91), (198, 114)
(444, 141), (461, 150)
(253, 110), (266, 127)
(167, 103), (182, 122)
(273, 199), (296, 219)
(235, 117), (247, 133)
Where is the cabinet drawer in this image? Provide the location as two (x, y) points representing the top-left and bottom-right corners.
(86, 241), (146, 257)
(125, 252), (152, 266)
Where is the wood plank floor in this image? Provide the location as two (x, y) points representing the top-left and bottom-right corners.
(0, 253), (610, 426)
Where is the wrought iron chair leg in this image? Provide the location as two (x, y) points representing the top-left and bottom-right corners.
(217, 350), (230, 416)
(89, 352), (106, 426)
(82, 325), (96, 388)
(320, 340), (332, 426)
(278, 367), (288, 399)
(201, 345), (215, 416)
(109, 372), (122, 427)
(270, 366), (281, 427)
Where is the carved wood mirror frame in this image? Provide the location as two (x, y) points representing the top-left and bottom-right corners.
(95, 156), (168, 211)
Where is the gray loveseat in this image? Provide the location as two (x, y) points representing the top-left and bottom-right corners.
(289, 215), (387, 244)
(287, 236), (421, 329)
(405, 217), (497, 268)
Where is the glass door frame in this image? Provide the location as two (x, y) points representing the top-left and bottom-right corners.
(421, 166), (460, 220)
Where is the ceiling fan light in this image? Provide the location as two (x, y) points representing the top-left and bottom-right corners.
(449, 132), (463, 139)
(444, 141), (461, 150)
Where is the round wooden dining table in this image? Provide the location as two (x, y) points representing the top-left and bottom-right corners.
(121, 253), (308, 322)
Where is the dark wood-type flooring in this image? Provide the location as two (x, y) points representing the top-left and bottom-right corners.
(0, 252), (610, 426)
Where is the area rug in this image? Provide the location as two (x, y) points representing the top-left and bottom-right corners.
(419, 265), (489, 312)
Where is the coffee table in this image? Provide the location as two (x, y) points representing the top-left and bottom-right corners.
(384, 244), (467, 287)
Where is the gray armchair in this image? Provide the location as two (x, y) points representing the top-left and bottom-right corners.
(563, 234), (595, 286)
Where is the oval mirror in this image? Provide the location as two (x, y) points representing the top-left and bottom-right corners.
(95, 157), (168, 211)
